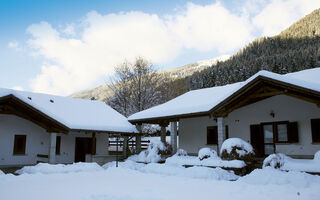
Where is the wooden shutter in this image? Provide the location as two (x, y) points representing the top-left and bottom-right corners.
(225, 125), (229, 139)
(250, 124), (264, 157)
(288, 122), (299, 143)
(55, 136), (61, 155)
(311, 119), (320, 143)
(13, 135), (27, 155)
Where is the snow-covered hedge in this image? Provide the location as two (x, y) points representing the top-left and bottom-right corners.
(15, 162), (103, 175)
(263, 153), (290, 169)
(198, 148), (218, 160)
(175, 149), (188, 156)
(314, 150), (320, 161)
(220, 138), (255, 161)
(135, 140), (170, 163)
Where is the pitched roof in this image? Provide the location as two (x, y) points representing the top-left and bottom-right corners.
(128, 68), (320, 123)
(0, 88), (138, 133)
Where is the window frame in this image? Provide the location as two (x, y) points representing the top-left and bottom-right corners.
(13, 135), (27, 155)
(261, 121), (290, 144)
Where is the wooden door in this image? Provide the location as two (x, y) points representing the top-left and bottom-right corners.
(75, 138), (93, 162)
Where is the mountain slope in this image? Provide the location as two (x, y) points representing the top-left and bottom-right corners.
(188, 8), (320, 89)
(70, 55), (229, 100)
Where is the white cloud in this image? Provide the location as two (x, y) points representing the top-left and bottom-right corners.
(63, 24), (76, 36)
(167, 2), (253, 52)
(253, 0), (320, 36)
(27, 5), (253, 95)
(8, 41), (22, 51)
(25, 1), (320, 95)
(11, 86), (24, 91)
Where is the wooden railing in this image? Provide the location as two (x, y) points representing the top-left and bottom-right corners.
(108, 140), (150, 150)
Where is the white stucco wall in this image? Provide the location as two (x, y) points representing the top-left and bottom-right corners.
(227, 95), (320, 156)
(179, 95), (320, 156)
(0, 114), (110, 167)
(179, 116), (217, 155)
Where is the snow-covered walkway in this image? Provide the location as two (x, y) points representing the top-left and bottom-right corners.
(1, 161), (320, 200)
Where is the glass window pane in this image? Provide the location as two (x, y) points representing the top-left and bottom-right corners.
(277, 124), (288, 142)
(263, 125), (273, 143)
(264, 144), (274, 155)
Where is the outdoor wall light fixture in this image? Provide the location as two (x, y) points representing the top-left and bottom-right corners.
(270, 110), (275, 118)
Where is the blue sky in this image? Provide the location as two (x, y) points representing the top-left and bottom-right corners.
(0, 0), (319, 95)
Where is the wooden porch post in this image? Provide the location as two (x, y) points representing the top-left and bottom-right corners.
(136, 124), (142, 153)
(123, 136), (129, 158)
(49, 132), (57, 164)
(160, 126), (166, 144)
(91, 132), (96, 155)
(170, 121), (178, 155)
(217, 117), (226, 155)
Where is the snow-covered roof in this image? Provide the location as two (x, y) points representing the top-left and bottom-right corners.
(129, 68), (320, 122)
(0, 88), (138, 133)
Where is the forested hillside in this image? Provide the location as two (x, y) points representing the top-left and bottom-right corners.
(188, 9), (320, 89)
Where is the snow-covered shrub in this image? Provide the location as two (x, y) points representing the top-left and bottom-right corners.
(142, 124), (161, 135)
(263, 153), (290, 169)
(0, 169), (4, 175)
(220, 138), (255, 161)
(175, 149), (188, 156)
(198, 147), (218, 160)
(136, 140), (169, 163)
(313, 150), (320, 161)
(15, 162), (103, 175)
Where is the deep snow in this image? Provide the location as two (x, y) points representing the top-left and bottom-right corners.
(1, 161), (319, 200)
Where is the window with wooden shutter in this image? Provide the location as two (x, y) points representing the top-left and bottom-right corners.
(56, 136), (61, 155)
(207, 126), (218, 145)
(13, 135), (26, 155)
(311, 119), (320, 143)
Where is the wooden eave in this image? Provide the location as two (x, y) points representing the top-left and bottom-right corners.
(210, 75), (320, 117)
(71, 128), (139, 136)
(0, 95), (69, 134)
(128, 111), (209, 124)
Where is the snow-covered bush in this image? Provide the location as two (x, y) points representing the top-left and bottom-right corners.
(198, 147), (218, 160)
(314, 150), (320, 161)
(15, 162), (103, 175)
(175, 149), (188, 156)
(263, 153), (290, 169)
(0, 169), (4, 175)
(142, 124), (161, 135)
(220, 138), (255, 161)
(136, 140), (169, 163)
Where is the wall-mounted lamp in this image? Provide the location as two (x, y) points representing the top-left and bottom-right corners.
(270, 110), (275, 118)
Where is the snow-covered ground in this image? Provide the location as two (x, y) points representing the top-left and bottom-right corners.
(1, 161), (320, 200)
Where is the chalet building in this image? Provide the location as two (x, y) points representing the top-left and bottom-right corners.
(129, 69), (320, 158)
(0, 88), (138, 167)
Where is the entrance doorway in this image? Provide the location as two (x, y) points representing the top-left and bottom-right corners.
(250, 124), (276, 157)
(75, 137), (95, 162)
